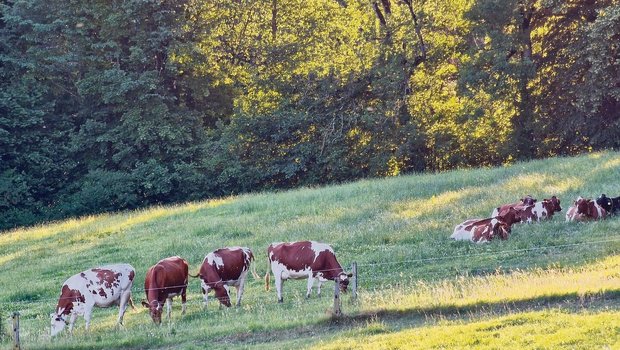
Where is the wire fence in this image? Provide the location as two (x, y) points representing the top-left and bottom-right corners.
(2, 236), (619, 311)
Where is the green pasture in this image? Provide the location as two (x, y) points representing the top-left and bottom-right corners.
(1, 151), (619, 349)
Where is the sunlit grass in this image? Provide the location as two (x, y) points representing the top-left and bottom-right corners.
(313, 310), (620, 350)
(0, 151), (619, 349)
(360, 254), (620, 311)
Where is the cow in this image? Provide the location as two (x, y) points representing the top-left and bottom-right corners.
(141, 256), (188, 324)
(566, 197), (607, 221)
(265, 241), (352, 303)
(451, 207), (518, 243)
(190, 247), (254, 308)
(502, 196), (562, 223)
(491, 195), (537, 217)
(596, 194), (620, 215)
(451, 217), (512, 243)
(50, 264), (135, 337)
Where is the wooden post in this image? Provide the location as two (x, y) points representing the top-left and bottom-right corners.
(333, 281), (342, 317)
(12, 312), (20, 350)
(351, 262), (358, 301)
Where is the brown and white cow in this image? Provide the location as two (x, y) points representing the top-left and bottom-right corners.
(501, 196), (562, 223)
(265, 241), (352, 303)
(141, 256), (188, 324)
(451, 208), (517, 243)
(566, 197), (607, 222)
(50, 264), (135, 337)
(491, 195), (537, 217)
(190, 247), (254, 308)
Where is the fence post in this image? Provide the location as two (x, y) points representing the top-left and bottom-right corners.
(12, 312), (20, 350)
(351, 262), (358, 301)
(333, 281), (342, 317)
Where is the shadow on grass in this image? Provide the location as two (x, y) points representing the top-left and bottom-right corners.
(209, 288), (620, 347)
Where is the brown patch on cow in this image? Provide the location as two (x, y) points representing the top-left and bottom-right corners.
(57, 285), (86, 316)
(93, 269), (121, 289)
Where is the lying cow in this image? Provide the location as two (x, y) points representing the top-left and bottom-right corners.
(491, 195), (537, 217)
(265, 241), (352, 303)
(142, 256), (188, 324)
(501, 196), (562, 223)
(50, 264), (135, 336)
(566, 197), (607, 221)
(451, 207), (518, 243)
(190, 247), (254, 307)
(596, 194), (620, 215)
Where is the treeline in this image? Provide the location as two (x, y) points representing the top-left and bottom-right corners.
(1, 0), (619, 230)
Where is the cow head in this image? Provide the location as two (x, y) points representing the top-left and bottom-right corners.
(492, 220), (511, 240)
(50, 311), (67, 337)
(497, 207), (521, 226)
(521, 195), (537, 206)
(596, 194), (612, 212)
(575, 197), (590, 216)
(212, 281), (231, 307)
(336, 272), (353, 292)
(142, 300), (163, 324)
(548, 196), (561, 212)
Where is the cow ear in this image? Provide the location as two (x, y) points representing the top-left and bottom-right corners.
(141, 300), (149, 308)
(347, 273), (353, 278)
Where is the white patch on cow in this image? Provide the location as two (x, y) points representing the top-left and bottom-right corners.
(491, 208), (499, 217)
(532, 202), (547, 221)
(206, 253), (224, 269)
(310, 241), (334, 263)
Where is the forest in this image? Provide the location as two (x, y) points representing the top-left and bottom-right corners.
(1, 0), (619, 230)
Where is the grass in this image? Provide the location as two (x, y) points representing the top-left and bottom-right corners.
(0, 151), (619, 349)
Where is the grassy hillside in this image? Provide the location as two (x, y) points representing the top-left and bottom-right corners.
(1, 151), (619, 349)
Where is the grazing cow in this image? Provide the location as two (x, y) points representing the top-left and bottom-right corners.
(566, 197), (607, 221)
(505, 196), (562, 223)
(190, 247), (254, 307)
(265, 241), (352, 303)
(141, 256), (188, 324)
(50, 264), (135, 337)
(597, 194), (620, 215)
(491, 195), (537, 217)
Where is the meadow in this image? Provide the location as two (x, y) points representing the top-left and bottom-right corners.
(1, 151), (619, 349)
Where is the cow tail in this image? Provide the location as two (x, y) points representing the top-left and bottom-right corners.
(251, 261), (261, 281)
(264, 255), (271, 291)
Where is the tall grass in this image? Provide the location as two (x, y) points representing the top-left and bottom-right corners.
(0, 151), (619, 349)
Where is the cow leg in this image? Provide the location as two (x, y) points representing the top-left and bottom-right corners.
(166, 298), (173, 320)
(235, 282), (245, 307)
(181, 288), (187, 315)
(117, 290), (131, 326)
(275, 275), (284, 303)
(202, 288), (209, 308)
(83, 304), (94, 331)
(68, 313), (78, 334)
(317, 280), (323, 297)
(306, 275), (314, 298)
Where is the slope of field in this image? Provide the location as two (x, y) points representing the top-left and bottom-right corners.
(1, 151), (619, 349)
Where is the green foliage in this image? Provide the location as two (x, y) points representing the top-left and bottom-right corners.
(1, 0), (619, 230)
